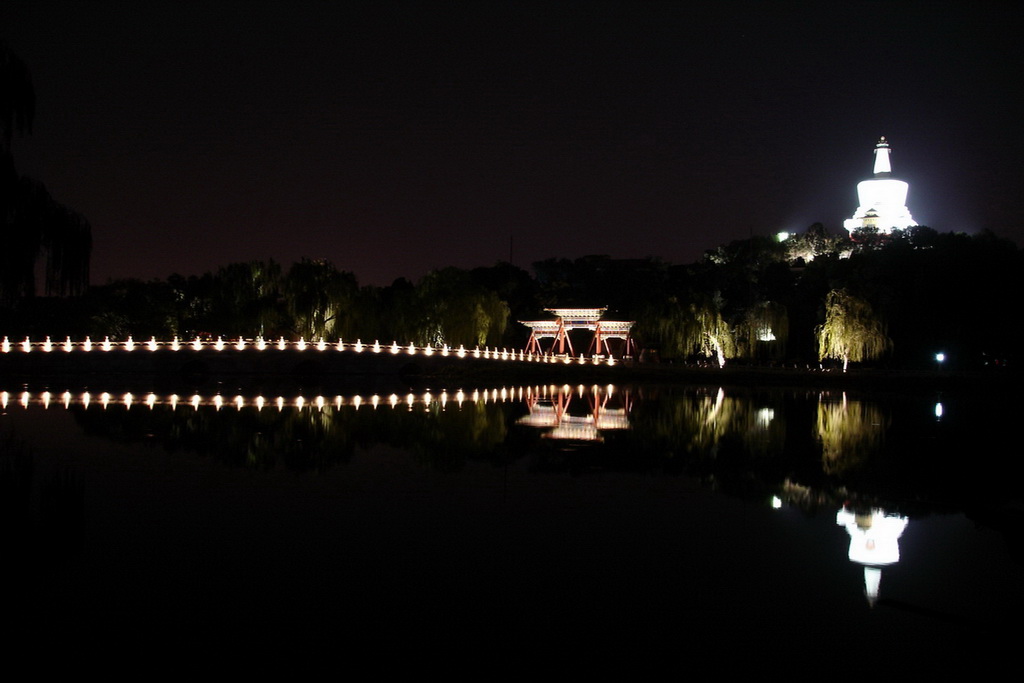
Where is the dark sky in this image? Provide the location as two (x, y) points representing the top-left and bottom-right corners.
(3, 1), (1022, 286)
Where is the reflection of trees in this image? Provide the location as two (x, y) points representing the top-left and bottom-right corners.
(631, 388), (784, 462)
(816, 393), (888, 475)
(71, 397), (511, 473)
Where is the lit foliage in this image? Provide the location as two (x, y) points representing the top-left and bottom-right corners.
(816, 289), (891, 371)
(736, 300), (788, 360)
(283, 258), (358, 340)
(415, 267), (509, 347)
(694, 293), (735, 368)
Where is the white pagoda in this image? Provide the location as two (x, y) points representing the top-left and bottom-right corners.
(844, 137), (917, 235)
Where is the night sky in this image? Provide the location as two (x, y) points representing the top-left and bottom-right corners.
(3, 1), (1022, 287)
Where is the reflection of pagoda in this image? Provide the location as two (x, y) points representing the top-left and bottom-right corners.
(516, 385), (632, 442)
(519, 308), (636, 358)
(836, 505), (909, 607)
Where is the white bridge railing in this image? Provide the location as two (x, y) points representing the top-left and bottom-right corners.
(1, 335), (620, 366)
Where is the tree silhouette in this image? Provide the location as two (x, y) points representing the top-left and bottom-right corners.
(1, 44), (91, 304)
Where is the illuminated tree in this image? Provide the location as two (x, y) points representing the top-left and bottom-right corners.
(816, 289), (891, 371)
(415, 267), (509, 347)
(282, 259), (358, 340)
(736, 300), (788, 361)
(694, 293), (735, 368)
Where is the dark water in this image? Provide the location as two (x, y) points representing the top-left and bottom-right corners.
(2, 383), (1022, 672)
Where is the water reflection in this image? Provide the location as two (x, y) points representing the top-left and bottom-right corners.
(836, 505), (909, 606)
(4, 383), (1017, 516)
(516, 383), (631, 442)
(3, 381), (1022, 663)
(817, 391), (889, 475)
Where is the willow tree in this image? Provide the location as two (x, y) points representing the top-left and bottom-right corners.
(415, 267), (509, 347)
(816, 289), (891, 371)
(737, 300), (788, 361)
(693, 293), (736, 368)
(1, 45), (91, 304)
(282, 259), (358, 340)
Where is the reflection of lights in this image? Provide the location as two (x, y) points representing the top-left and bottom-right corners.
(757, 407), (775, 428)
(935, 402), (943, 419)
(2, 385), (631, 418)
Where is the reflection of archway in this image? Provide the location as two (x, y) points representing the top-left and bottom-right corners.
(517, 385), (632, 441)
(520, 308), (636, 358)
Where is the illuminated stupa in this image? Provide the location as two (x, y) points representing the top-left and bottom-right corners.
(844, 136), (917, 235)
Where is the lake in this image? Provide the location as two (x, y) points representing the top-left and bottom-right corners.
(2, 381), (1021, 673)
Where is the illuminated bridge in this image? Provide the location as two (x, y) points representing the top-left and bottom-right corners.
(0, 335), (626, 389)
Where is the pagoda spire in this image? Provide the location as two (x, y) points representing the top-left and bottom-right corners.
(873, 136), (892, 176)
